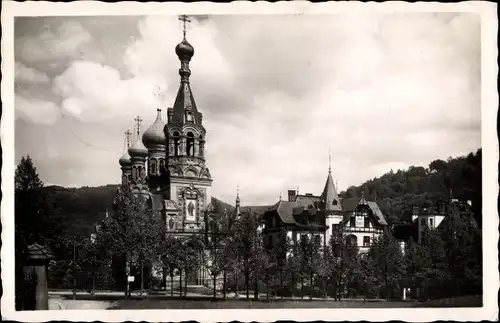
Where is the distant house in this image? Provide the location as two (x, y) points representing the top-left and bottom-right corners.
(260, 168), (389, 253)
(393, 197), (475, 246)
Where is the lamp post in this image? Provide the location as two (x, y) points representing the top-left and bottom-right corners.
(90, 233), (96, 296)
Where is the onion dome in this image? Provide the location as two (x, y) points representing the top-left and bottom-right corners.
(119, 151), (132, 166)
(128, 137), (148, 158)
(142, 109), (166, 149)
(175, 38), (194, 61)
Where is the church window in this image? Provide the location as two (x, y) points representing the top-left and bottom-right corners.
(159, 159), (165, 173)
(150, 159), (157, 176)
(186, 111), (193, 122)
(364, 217), (370, 228)
(186, 132), (194, 156)
(173, 132), (180, 156)
(363, 236), (370, 247)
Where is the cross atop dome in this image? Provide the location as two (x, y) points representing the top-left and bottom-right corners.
(134, 116), (143, 138)
(179, 15), (191, 39)
(125, 129), (132, 148)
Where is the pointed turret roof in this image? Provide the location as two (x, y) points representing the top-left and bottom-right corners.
(321, 171), (342, 213)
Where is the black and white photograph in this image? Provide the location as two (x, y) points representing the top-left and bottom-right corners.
(1, 1), (498, 322)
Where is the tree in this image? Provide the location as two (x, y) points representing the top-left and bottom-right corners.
(156, 234), (183, 296)
(235, 212), (258, 299)
(271, 225), (291, 298)
(440, 202), (482, 297)
(96, 184), (161, 298)
(368, 229), (406, 300)
(15, 156), (63, 309)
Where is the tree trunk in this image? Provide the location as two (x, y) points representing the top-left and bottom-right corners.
(301, 277), (304, 300)
(213, 273), (217, 300)
(140, 262), (144, 296)
(310, 270), (313, 300)
(245, 265), (249, 300)
(223, 270), (227, 299)
(184, 267), (188, 298)
(254, 276), (258, 300)
(170, 274), (174, 297)
(280, 268), (283, 300)
(266, 281), (269, 300)
(179, 270), (183, 298)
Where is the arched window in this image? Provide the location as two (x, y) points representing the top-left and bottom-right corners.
(199, 135), (204, 157)
(150, 159), (157, 176)
(186, 132), (194, 156)
(173, 132), (180, 156)
(159, 159), (165, 173)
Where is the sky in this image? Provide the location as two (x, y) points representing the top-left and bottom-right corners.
(14, 13), (481, 206)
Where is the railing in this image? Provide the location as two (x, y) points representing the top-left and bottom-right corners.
(344, 226), (383, 234)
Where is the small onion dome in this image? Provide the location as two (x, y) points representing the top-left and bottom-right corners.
(119, 151), (132, 166)
(175, 38), (194, 60)
(142, 109), (166, 149)
(128, 137), (148, 158)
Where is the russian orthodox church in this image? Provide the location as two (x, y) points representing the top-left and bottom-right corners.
(118, 29), (213, 240)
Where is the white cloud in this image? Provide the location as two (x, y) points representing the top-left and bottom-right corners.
(52, 60), (164, 123)
(15, 62), (50, 84)
(15, 95), (61, 125)
(17, 21), (92, 64)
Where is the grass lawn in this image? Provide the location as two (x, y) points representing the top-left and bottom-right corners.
(110, 299), (417, 309)
(110, 295), (482, 309)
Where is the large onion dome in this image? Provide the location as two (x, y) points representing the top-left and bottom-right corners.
(175, 38), (194, 60)
(128, 136), (148, 158)
(119, 151), (132, 166)
(142, 109), (166, 149)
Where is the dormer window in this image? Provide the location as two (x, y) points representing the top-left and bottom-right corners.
(186, 111), (193, 122)
(332, 200), (338, 206)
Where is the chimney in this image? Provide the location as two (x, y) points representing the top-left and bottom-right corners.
(288, 189), (297, 202)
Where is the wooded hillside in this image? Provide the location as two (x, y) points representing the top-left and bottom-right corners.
(340, 149), (482, 227)
(39, 148), (482, 237)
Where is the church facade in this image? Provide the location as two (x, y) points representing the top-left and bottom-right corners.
(118, 32), (213, 239)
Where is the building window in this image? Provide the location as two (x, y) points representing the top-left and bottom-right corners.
(186, 132), (194, 156)
(269, 235), (273, 248)
(364, 217), (370, 228)
(363, 236), (370, 247)
(349, 217), (355, 227)
(421, 218), (426, 226)
(429, 218), (434, 228)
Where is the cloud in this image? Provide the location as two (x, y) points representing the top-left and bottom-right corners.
(15, 94), (61, 125)
(15, 62), (50, 84)
(13, 14), (481, 205)
(16, 20), (92, 64)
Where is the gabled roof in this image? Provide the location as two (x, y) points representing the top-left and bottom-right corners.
(367, 201), (388, 225)
(341, 196), (362, 212)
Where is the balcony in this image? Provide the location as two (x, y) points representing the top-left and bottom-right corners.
(344, 226), (383, 234)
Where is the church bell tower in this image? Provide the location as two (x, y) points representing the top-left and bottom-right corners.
(163, 15), (213, 233)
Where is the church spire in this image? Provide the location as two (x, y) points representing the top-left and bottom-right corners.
(235, 185), (241, 216)
(322, 152), (341, 213)
(170, 15), (202, 126)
